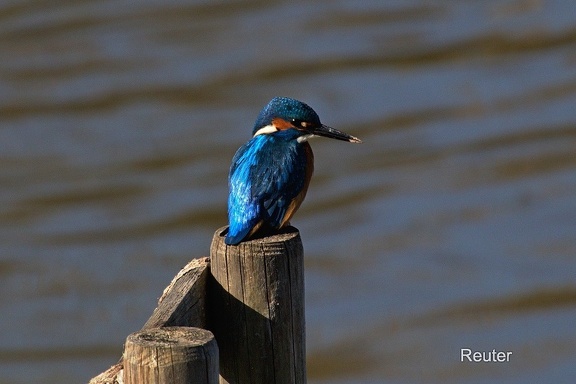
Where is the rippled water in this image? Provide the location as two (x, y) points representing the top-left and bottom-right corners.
(1, 1), (576, 383)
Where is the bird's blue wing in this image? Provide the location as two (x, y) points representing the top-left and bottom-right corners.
(254, 143), (307, 227)
(226, 135), (307, 245)
(226, 139), (263, 245)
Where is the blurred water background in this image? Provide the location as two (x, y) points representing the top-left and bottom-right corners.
(1, 0), (576, 383)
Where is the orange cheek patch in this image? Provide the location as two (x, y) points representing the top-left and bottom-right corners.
(272, 117), (296, 130)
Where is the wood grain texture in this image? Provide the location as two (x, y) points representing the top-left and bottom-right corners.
(209, 226), (306, 384)
(89, 257), (210, 384)
(143, 257), (210, 330)
(124, 327), (218, 384)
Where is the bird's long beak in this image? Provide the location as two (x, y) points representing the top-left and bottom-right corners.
(312, 124), (362, 143)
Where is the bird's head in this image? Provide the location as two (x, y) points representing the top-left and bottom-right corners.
(252, 97), (362, 144)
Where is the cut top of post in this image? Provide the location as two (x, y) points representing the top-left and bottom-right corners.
(215, 225), (301, 245)
(211, 225), (303, 260)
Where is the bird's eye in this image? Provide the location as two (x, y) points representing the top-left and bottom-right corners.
(292, 119), (309, 129)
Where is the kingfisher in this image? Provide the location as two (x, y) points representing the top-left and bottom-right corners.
(225, 96), (361, 245)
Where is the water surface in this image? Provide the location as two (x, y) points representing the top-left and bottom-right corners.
(1, 1), (576, 383)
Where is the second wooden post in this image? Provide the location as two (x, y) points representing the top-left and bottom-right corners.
(209, 226), (306, 384)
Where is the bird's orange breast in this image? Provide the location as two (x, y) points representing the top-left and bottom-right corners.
(280, 142), (314, 227)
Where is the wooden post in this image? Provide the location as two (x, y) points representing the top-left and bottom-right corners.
(142, 257), (210, 330)
(124, 326), (219, 384)
(89, 258), (211, 384)
(208, 226), (306, 384)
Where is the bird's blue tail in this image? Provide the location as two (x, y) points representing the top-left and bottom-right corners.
(225, 229), (249, 245)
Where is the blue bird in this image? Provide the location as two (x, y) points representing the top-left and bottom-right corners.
(225, 97), (361, 245)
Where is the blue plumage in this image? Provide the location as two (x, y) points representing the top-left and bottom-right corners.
(225, 97), (361, 245)
(226, 130), (310, 245)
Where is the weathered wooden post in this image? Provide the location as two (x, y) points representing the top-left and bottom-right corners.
(89, 258), (213, 384)
(90, 228), (308, 384)
(208, 225), (306, 384)
(124, 326), (219, 384)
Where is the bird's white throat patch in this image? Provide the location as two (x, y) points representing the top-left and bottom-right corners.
(297, 134), (315, 143)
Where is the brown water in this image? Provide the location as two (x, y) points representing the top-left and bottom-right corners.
(1, 1), (576, 383)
